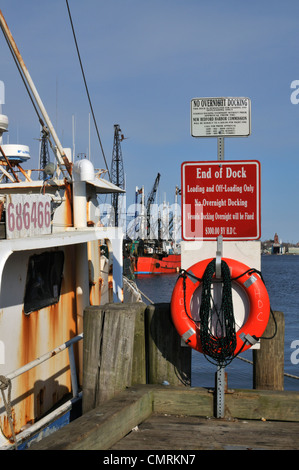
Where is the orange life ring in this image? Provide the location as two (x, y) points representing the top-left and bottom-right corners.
(170, 257), (270, 356)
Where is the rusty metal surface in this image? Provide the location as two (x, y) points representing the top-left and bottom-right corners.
(0, 236), (109, 440)
(0, 145), (19, 182)
(0, 8), (121, 445)
(0, 245), (77, 439)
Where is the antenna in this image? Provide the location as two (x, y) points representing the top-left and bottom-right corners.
(88, 113), (91, 160)
(72, 115), (76, 162)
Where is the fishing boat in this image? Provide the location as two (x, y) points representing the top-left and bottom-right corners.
(124, 238), (180, 275)
(125, 183), (181, 275)
(0, 10), (126, 449)
(132, 242), (181, 275)
(133, 253), (181, 275)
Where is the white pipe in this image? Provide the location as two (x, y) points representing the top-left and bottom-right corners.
(72, 159), (95, 228)
(73, 181), (87, 228)
(7, 334), (83, 381)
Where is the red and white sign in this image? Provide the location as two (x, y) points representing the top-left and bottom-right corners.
(181, 160), (261, 241)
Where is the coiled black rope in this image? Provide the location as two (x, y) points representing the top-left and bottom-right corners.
(178, 259), (277, 368)
(199, 259), (237, 367)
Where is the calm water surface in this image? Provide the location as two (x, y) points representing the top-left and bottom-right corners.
(135, 255), (299, 391)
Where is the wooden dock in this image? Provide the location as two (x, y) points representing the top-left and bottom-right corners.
(111, 413), (299, 451)
(28, 303), (299, 451)
(30, 384), (299, 450)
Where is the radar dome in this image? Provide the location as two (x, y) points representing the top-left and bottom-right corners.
(0, 144), (30, 162)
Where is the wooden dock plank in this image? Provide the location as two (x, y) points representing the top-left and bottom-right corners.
(29, 387), (153, 450)
(225, 388), (299, 421)
(110, 413), (299, 451)
(29, 385), (299, 450)
(152, 386), (213, 417)
(152, 385), (299, 422)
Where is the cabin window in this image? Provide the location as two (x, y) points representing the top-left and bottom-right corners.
(23, 251), (64, 314)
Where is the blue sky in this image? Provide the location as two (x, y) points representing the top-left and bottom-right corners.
(1, 0), (299, 243)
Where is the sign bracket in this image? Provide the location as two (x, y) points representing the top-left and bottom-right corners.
(215, 366), (225, 418)
(215, 235), (223, 278)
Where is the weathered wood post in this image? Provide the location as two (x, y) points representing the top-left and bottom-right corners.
(131, 302), (147, 386)
(253, 310), (285, 391)
(82, 302), (147, 414)
(146, 303), (191, 386)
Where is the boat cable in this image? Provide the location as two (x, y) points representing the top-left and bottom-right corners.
(138, 289), (154, 305)
(236, 355), (299, 380)
(65, 0), (110, 180)
(132, 282), (154, 305)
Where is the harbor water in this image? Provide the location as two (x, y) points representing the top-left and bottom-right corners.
(135, 255), (299, 391)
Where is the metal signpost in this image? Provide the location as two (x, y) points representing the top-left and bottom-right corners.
(188, 97), (252, 418)
(216, 365), (225, 418)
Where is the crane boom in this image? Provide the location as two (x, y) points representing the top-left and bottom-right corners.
(146, 172), (160, 238)
(111, 124), (125, 227)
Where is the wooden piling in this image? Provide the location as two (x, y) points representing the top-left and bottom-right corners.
(145, 303), (191, 386)
(253, 310), (285, 391)
(131, 302), (147, 385)
(82, 302), (147, 414)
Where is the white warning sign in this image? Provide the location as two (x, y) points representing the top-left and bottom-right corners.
(191, 97), (251, 138)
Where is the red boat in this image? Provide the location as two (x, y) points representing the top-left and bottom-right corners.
(133, 254), (181, 274)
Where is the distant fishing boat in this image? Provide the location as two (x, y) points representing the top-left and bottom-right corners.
(124, 238), (180, 275)
(124, 181), (181, 275)
(134, 253), (181, 274)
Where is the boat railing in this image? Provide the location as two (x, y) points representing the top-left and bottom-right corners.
(6, 332), (83, 397)
(0, 333), (83, 449)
